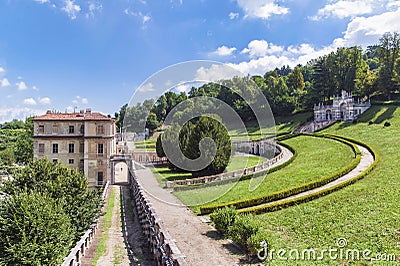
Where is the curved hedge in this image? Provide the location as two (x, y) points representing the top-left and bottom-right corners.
(237, 136), (378, 215)
(200, 134), (360, 215)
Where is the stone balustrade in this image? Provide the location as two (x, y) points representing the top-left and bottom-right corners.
(130, 169), (187, 266)
(61, 180), (109, 266)
(166, 145), (284, 188)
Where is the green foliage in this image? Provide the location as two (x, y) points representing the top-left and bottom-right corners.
(210, 207), (237, 237)
(155, 134), (165, 157)
(228, 214), (261, 250)
(0, 148), (15, 166)
(185, 117), (231, 176)
(4, 159), (102, 240)
(247, 229), (269, 256)
(0, 190), (75, 265)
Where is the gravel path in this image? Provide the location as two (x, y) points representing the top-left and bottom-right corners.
(136, 167), (247, 265)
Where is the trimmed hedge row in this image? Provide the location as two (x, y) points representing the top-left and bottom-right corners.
(200, 134), (360, 215)
(173, 142), (297, 192)
(237, 136), (377, 215)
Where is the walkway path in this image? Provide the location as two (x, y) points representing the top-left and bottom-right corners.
(240, 144), (374, 212)
(136, 168), (246, 265)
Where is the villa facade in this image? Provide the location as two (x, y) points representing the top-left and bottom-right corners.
(33, 109), (116, 187)
(314, 90), (370, 122)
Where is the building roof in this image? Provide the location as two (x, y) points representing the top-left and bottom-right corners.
(34, 109), (114, 122)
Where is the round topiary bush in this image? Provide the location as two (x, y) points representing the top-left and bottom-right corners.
(210, 207), (237, 237)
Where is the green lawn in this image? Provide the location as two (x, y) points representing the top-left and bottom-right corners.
(255, 105), (400, 265)
(151, 155), (266, 186)
(229, 111), (312, 141)
(174, 135), (354, 213)
(134, 138), (156, 151)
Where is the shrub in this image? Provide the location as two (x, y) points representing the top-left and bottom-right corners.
(228, 214), (261, 250)
(384, 121), (391, 127)
(210, 207), (237, 237)
(0, 190), (75, 265)
(247, 229), (269, 256)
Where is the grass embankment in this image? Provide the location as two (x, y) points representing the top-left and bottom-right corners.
(134, 138), (156, 151)
(91, 187), (115, 266)
(254, 105), (400, 265)
(174, 135), (354, 213)
(151, 155), (266, 187)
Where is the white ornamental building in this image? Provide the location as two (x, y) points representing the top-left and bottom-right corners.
(314, 90), (371, 122)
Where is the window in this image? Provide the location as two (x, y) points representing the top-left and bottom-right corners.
(38, 143), (45, 154)
(52, 124), (58, 134)
(68, 159), (74, 165)
(98, 143), (104, 156)
(52, 159), (58, 163)
(52, 143), (58, 154)
(97, 125), (104, 135)
(38, 125), (44, 134)
(97, 172), (103, 186)
(69, 143), (74, 153)
(80, 125), (84, 134)
(79, 142), (84, 153)
(69, 125), (75, 134)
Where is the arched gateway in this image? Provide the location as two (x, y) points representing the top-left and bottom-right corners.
(110, 154), (134, 185)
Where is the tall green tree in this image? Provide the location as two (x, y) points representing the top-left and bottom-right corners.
(377, 32), (400, 99)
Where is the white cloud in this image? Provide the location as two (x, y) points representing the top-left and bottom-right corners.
(174, 84), (192, 93)
(138, 82), (155, 92)
(310, 0), (400, 20)
(35, 0), (50, 3)
(0, 67), (4, 73)
(86, 2), (102, 19)
(0, 107), (45, 123)
(38, 97), (51, 105)
(32, 86), (39, 91)
(23, 98), (37, 106)
(211, 45), (237, 56)
(1, 78), (10, 87)
(72, 95), (88, 104)
(62, 0), (81, 20)
(236, 0), (289, 20)
(16, 81), (27, 90)
(241, 40), (284, 58)
(195, 64), (242, 82)
(229, 12), (239, 20)
(124, 9), (151, 25)
(332, 6), (400, 47)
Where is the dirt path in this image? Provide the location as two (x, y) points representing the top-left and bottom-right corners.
(81, 184), (154, 266)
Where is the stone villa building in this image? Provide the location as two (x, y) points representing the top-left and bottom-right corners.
(33, 109), (116, 187)
(314, 90), (370, 122)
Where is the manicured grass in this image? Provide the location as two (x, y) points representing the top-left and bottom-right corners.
(255, 105), (400, 265)
(134, 138), (157, 151)
(230, 112), (312, 141)
(91, 187), (115, 266)
(174, 135), (354, 213)
(152, 155), (266, 186)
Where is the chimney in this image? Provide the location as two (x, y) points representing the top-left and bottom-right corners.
(46, 110), (52, 114)
(86, 108), (92, 114)
(80, 110), (84, 114)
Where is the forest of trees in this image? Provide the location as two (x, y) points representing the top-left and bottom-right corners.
(116, 32), (400, 134)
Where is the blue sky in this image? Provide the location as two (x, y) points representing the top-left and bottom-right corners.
(0, 0), (400, 122)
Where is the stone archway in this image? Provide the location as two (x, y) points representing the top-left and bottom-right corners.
(110, 155), (133, 185)
(340, 103), (347, 120)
